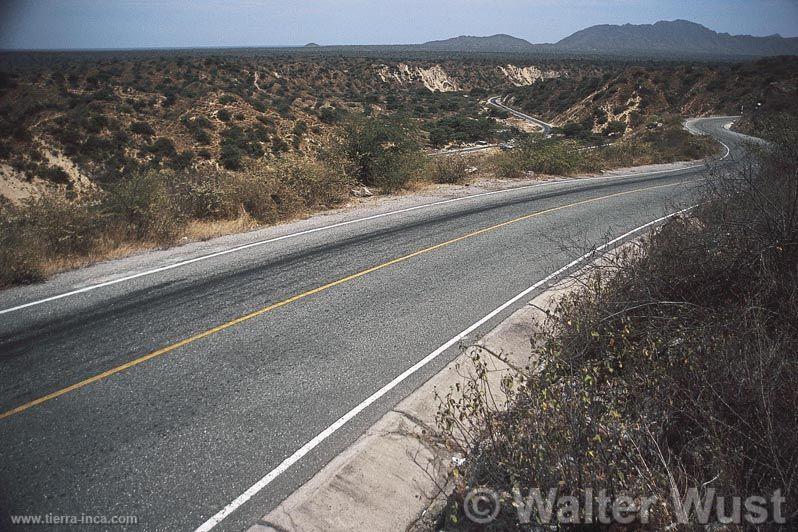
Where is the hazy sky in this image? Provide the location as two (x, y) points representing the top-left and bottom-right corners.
(1, 0), (797, 50)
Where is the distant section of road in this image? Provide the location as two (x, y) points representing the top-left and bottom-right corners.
(488, 95), (554, 135)
(432, 96), (550, 156)
(0, 117), (745, 531)
(430, 143), (499, 157)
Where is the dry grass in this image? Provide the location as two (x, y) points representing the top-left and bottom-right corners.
(183, 214), (259, 242)
(40, 240), (157, 276)
(0, 154), (353, 288)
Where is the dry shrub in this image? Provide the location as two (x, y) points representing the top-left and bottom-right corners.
(598, 127), (717, 169)
(0, 193), (104, 287)
(437, 128), (798, 528)
(489, 124), (717, 182)
(220, 170), (287, 224)
(177, 168), (237, 221)
(104, 170), (185, 243)
(177, 156), (352, 223)
(271, 154), (353, 208)
(428, 155), (470, 184)
(0, 210), (45, 287)
(490, 138), (599, 178)
(372, 151), (426, 192)
(490, 150), (528, 179)
(20, 193), (104, 255)
(0, 154), (354, 287)
(228, 155), (352, 221)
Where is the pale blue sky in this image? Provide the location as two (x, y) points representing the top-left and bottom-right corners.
(1, 0), (797, 50)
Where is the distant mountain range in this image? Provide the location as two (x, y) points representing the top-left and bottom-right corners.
(420, 34), (534, 53)
(417, 20), (798, 58)
(555, 20), (798, 56)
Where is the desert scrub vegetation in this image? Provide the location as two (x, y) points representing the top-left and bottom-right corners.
(0, 107), (430, 288)
(427, 115), (499, 148)
(491, 137), (597, 178)
(490, 123), (716, 179)
(509, 56), (798, 128)
(426, 155), (476, 185)
(0, 51), (789, 288)
(5, 52), (793, 191)
(436, 124), (798, 528)
(0, 156), (352, 288)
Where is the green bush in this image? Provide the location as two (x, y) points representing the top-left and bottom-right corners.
(38, 165), (71, 185)
(427, 115), (497, 148)
(488, 107), (509, 119)
(559, 121), (590, 139)
(372, 151), (424, 192)
(271, 136), (290, 155)
(218, 125), (264, 169)
(318, 106), (343, 124)
(219, 143), (243, 170)
(605, 119), (627, 136)
(495, 138), (594, 177)
(340, 114), (421, 190)
(193, 128), (211, 145)
(130, 121), (155, 136)
(145, 137), (177, 158)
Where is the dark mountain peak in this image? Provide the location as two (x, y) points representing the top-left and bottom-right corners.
(556, 19), (798, 57)
(656, 19), (706, 28)
(416, 20), (797, 58)
(420, 34), (533, 52)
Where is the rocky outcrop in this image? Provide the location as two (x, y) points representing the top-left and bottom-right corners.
(498, 65), (562, 86)
(377, 63), (460, 92)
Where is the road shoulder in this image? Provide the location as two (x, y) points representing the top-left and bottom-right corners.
(248, 274), (578, 532)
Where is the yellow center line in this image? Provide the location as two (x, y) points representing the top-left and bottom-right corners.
(0, 181), (680, 420)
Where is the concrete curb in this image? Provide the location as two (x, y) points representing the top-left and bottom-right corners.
(248, 276), (581, 532)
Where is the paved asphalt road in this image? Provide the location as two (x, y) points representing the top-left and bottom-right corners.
(0, 117), (746, 531)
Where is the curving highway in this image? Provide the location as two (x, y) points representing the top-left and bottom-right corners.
(0, 116), (747, 531)
(433, 95), (550, 156)
(488, 95), (555, 135)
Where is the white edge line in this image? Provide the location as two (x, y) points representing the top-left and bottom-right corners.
(193, 204), (698, 532)
(0, 119), (732, 316)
